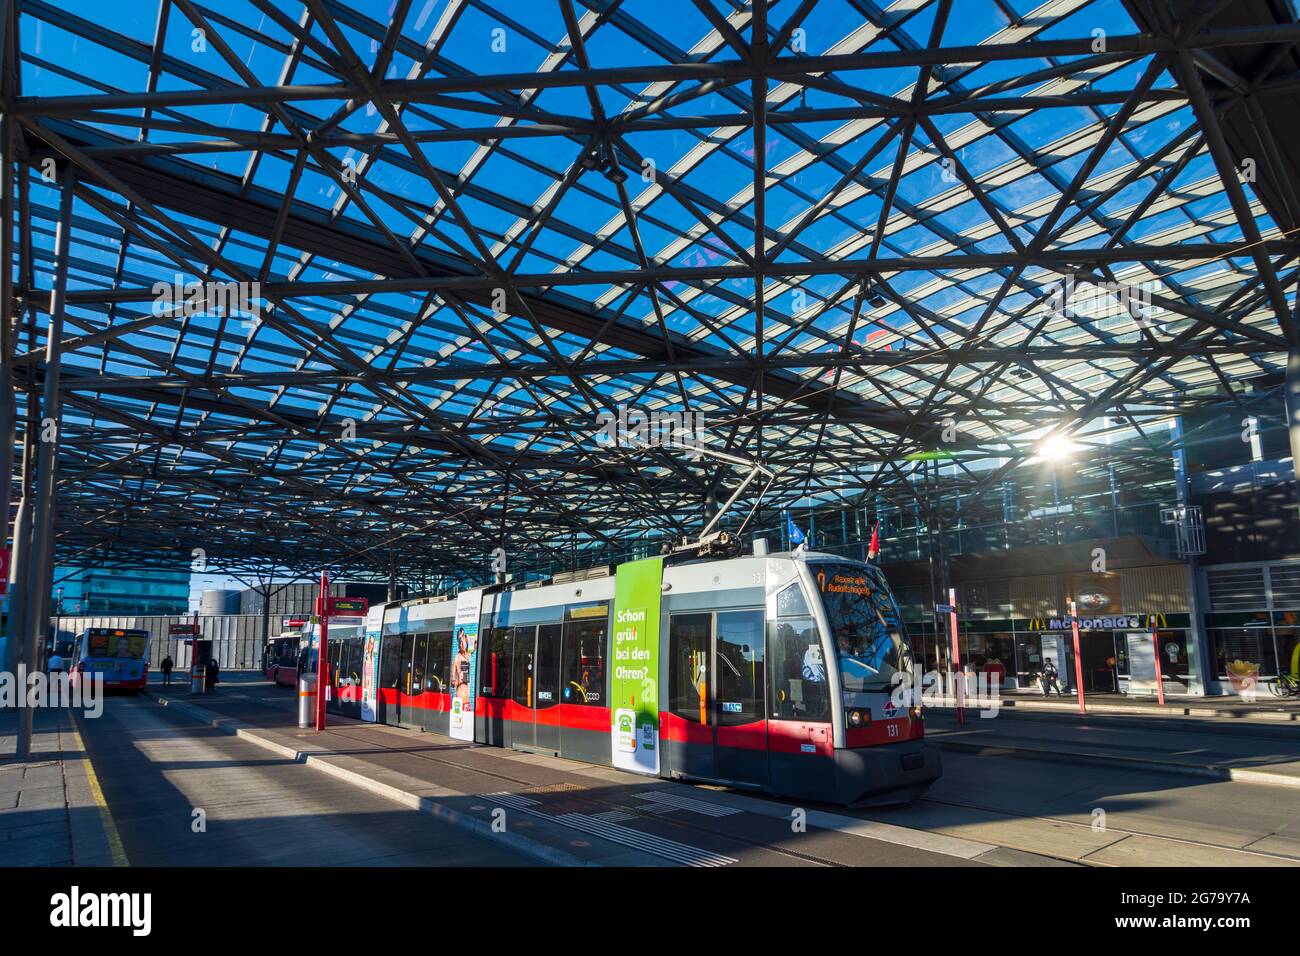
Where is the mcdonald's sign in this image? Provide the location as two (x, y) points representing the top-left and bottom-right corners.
(1145, 613), (1168, 629)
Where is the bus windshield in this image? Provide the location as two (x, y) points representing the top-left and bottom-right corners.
(84, 628), (149, 660)
(811, 563), (914, 695)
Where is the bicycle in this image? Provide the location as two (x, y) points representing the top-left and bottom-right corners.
(1268, 672), (1300, 698)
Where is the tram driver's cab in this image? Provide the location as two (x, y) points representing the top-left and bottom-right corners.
(768, 557), (939, 805)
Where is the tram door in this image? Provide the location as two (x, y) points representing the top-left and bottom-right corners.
(377, 634), (403, 725)
(509, 624), (563, 753)
(396, 634), (415, 726)
(667, 609), (768, 788)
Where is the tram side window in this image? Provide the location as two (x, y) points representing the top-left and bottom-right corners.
(669, 614), (711, 723)
(769, 617), (830, 721)
(479, 628), (513, 699)
(346, 639), (363, 684)
(426, 630), (452, 695)
(327, 640), (342, 687)
(716, 610), (765, 725)
(379, 635), (403, 689)
(399, 635), (415, 695)
(512, 627), (536, 708)
(777, 582), (810, 617)
(411, 633), (430, 694)
(561, 616), (607, 706)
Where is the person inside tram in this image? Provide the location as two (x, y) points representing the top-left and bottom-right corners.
(801, 643), (825, 682)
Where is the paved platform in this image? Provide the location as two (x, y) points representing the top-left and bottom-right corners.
(126, 675), (1300, 867)
(73, 691), (536, 867)
(150, 681), (1045, 867)
(0, 704), (121, 866)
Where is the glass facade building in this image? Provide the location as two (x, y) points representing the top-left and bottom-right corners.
(52, 566), (191, 616)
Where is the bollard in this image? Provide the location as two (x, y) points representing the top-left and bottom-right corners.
(298, 672), (317, 729)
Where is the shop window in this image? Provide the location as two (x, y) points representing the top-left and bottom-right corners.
(1275, 627), (1300, 679)
(1211, 629), (1278, 679)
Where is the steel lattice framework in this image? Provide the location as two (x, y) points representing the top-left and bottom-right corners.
(2, 0), (1298, 587)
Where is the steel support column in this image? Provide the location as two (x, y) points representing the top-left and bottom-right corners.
(0, 0), (17, 675)
(16, 165), (75, 758)
(1287, 348), (1300, 481)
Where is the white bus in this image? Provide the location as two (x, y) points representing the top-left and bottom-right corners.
(70, 626), (151, 692)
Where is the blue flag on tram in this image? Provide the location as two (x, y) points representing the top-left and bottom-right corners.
(786, 515), (806, 547)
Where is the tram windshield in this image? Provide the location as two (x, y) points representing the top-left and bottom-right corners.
(812, 563), (914, 695)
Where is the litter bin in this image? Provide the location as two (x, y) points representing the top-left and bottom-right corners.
(298, 672), (317, 728)
(190, 662), (206, 694)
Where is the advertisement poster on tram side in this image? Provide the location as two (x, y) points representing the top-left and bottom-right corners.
(361, 604), (383, 723)
(610, 557), (664, 774)
(450, 589), (484, 741)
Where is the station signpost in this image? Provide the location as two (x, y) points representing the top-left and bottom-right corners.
(1151, 621), (1166, 706)
(315, 571), (329, 733)
(1069, 600), (1086, 714)
(944, 589), (964, 725)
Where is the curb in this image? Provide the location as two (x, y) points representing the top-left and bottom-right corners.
(62, 708), (129, 867)
(150, 694), (594, 867)
(989, 700), (1300, 722)
(933, 737), (1300, 789)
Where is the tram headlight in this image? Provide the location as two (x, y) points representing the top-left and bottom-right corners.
(908, 706), (923, 721)
(846, 708), (870, 728)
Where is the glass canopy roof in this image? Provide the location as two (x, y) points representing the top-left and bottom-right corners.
(8, 0), (1298, 582)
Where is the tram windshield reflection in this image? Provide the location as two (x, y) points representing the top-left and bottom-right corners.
(812, 563), (914, 695)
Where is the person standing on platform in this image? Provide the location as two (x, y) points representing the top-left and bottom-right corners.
(161, 655), (174, 687)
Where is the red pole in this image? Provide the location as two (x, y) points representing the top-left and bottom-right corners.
(1151, 624), (1166, 706)
(316, 570), (329, 732)
(948, 588), (964, 725)
(1070, 600), (1086, 714)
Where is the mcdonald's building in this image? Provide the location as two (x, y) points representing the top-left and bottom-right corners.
(883, 553), (1210, 698)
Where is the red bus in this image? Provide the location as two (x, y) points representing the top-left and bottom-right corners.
(264, 633), (301, 686)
